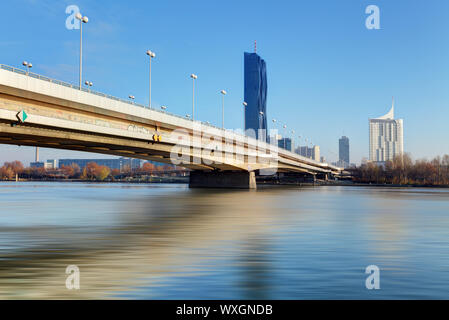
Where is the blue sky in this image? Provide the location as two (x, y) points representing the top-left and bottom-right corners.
(1, 0), (448, 165)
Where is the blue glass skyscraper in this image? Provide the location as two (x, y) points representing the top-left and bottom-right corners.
(244, 52), (267, 140)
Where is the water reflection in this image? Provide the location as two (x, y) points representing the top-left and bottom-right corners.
(0, 183), (448, 299)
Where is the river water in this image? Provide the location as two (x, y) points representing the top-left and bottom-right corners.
(0, 182), (448, 299)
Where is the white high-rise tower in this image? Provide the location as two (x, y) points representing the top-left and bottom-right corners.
(369, 98), (404, 163)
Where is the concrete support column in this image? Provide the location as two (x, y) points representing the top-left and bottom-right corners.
(189, 171), (257, 189)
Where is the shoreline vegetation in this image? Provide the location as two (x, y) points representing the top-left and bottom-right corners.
(1, 154), (449, 188)
(0, 161), (188, 183)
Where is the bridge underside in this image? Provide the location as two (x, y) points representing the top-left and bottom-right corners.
(0, 121), (245, 172)
(0, 121), (328, 189)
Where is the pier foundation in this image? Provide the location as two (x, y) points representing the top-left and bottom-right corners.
(189, 171), (257, 189)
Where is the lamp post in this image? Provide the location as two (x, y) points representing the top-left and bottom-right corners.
(129, 95), (135, 104)
(242, 102), (247, 132)
(242, 101), (248, 135)
(282, 124), (287, 149)
(185, 114), (191, 119)
(22, 61), (32, 75)
(160, 105), (167, 111)
(305, 138), (309, 157)
(291, 130), (295, 151)
(190, 74), (197, 120)
(75, 13), (88, 89)
(272, 119), (277, 145)
(220, 90), (227, 129)
(146, 50), (156, 108)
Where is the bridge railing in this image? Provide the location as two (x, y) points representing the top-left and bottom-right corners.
(0, 64), (225, 129)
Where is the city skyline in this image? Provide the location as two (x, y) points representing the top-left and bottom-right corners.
(0, 0), (448, 165)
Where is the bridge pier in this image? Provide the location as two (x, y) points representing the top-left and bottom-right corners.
(189, 171), (257, 189)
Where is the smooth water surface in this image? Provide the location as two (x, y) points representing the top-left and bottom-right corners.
(0, 182), (448, 299)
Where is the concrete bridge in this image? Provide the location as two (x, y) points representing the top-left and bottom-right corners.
(0, 64), (341, 188)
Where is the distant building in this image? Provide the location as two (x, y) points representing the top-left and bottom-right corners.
(296, 145), (320, 161)
(338, 136), (350, 168)
(278, 138), (292, 152)
(30, 162), (44, 168)
(59, 158), (141, 171)
(296, 146), (312, 158)
(244, 52), (267, 140)
(320, 156), (326, 163)
(312, 145), (320, 162)
(44, 159), (58, 170)
(369, 99), (404, 163)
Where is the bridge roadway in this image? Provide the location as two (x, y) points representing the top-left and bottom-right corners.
(0, 64), (342, 188)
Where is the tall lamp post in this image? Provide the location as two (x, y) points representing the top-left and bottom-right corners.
(220, 90), (227, 129)
(291, 130), (295, 151)
(242, 101), (247, 132)
(282, 124), (287, 149)
(190, 74), (197, 120)
(305, 138), (309, 157)
(146, 50), (156, 108)
(75, 13), (88, 89)
(259, 111), (265, 140)
(272, 119), (277, 145)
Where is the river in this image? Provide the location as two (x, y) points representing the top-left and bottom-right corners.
(0, 182), (448, 299)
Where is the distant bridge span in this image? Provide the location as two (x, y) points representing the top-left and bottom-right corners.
(0, 65), (342, 188)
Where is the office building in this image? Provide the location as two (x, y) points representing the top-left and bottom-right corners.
(30, 162), (44, 168)
(296, 145), (320, 161)
(369, 99), (404, 163)
(244, 52), (267, 140)
(278, 138), (292, 152)
(44, 159), (58, 170)
(338, 136), (350, 168)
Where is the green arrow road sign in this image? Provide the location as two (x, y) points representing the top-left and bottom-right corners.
(16, 110), (28, 123)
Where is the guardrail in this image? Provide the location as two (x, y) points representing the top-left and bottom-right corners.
(0, 63), (221, 128)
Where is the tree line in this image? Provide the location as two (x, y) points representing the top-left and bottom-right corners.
(0, 161), (186, 181)
(351, 154), (449, 186)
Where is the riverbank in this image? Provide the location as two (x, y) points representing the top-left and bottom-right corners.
(0, 176), (189, 184)
(2, 177), (449, 188)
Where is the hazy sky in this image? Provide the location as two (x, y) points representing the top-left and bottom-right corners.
(1, 0), (448, 165)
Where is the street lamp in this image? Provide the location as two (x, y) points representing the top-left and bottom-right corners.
(190, 74), (197, 120)
(220, 90), (227, 129)
(22, 61), (32, 75)
(146, 49), (156, 108)
(128, 95), (135, 104)
(84, 80), (93, 92)
(185, 114), (191, 119)
(75, 13), (89, 89)
(161, 105), (167, 111)
(282, 124), (287, 149)
(291, 130), (295, 151)
(242, 102), (247, 132)
(305, 138), (309, 157)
